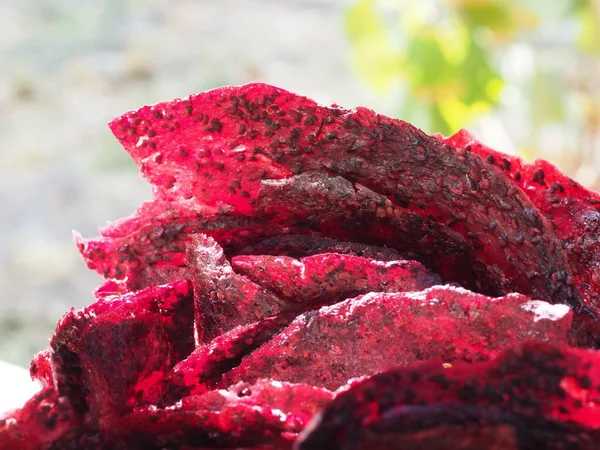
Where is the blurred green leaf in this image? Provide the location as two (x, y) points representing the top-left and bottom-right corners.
(457, 0), (514, 33)
(405, 28), (455, 88)
(578, 2), (600, 54)
(345, 0), (403, 92)
(530, 70), (566, 127)
(460, 39), (503, 106)
(345, 0), (505, 134)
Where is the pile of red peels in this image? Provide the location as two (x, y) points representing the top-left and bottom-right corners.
(3, 83), (600, 449)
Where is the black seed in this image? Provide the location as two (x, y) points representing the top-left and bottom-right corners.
(289, 110), (302, 123)
(551, 182), (565, 194)
(581, 375), (592, 389)
(532, 169), (546, 185)
(304, 115), (318, 127)
(404, 387), (416, 403)
(430, 374), (450, 389)
(466, 174), (478, 191)
(210, 118), (223, 132)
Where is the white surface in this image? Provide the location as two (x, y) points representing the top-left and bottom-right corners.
(0, 361), (41, 414)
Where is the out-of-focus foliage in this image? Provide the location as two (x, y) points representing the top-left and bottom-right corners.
(345, 0), (600, 184)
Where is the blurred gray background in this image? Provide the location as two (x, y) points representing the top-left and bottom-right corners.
(0, 0), (381, 366)
(1, 0), (599, 366)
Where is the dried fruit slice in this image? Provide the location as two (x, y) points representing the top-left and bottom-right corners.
(222, 286), (572, 390)
(444, 130), (600, 314)
(184, 379), (333, 434)
(254, 172), (491, 295)
(0, 388), (81, 450)
(50, 279), (194, 424)
(297, 404), (600, 450)
(76, 198), (306, 292)
(98, 403), (294, 450)
(145, 315), (292, 406)
(108, 83), (575, 307)
(231, 253), (440, 307)
(239, 235), (405, 261)
(298, 342), (600, 449)
(30, 349), (53, 389)
(188, 234), (289, 343)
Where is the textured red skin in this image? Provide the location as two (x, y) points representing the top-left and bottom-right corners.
(297, 342), (600, 449)
(0, 388), (82, 450)
(50, 279), (194, 423)
(30, 349), (53, 389)
(444, 129), (600, 315)
(222, 286), (572, 391)
(187, 234), (289, 343)
(105, 83), (574, 308)
(238, 235), (406, 261)
(231, 253), (440, 307)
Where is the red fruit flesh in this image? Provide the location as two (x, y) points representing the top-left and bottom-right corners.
(297, 404), (600, 450)
(222, 286), (572, 390)
(297, 342), (600, 449)
(184, 379), (333, 434)
(102, 403), (294, 449)
(11, 83), (600, 449)
(0, 388), (81, 450)
(150, 315), (292, 406)
(76, 199), (307, 292)
(105, 83), (575, 308)
(30, 349), (53, 389)
(445, 129), (600, 314)
(50, 280), (194, 422)
(231, 253), (440, 307)
(187, 234), (289, 343)
(253, 171), (491, 294)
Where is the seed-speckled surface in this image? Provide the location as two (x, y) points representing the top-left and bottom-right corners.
(223, 286), (572, 391)
(6, 83), (600, 449)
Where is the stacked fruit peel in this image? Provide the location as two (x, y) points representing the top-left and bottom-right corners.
(3, 83), (600, 449)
